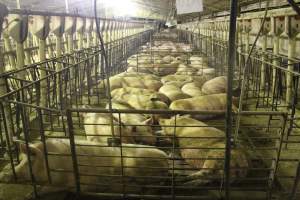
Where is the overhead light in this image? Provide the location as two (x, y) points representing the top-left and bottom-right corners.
(102, 0), (137, 17)
(176, 0), (203, 15)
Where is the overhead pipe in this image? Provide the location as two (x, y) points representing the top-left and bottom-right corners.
(287, 0), (300, 16)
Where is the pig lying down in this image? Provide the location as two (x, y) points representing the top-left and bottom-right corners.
(159, 115), (249, 186)
(170, 93), (238, 119)
(83, 112), (136, 144)
(0, 139), (169, 194)
(99, 73), (162, 91)
(201, 76), (227, 95)
(82, 102), (157, 145)
(159, 82), (191, 102)
(111, 87), (169, 105)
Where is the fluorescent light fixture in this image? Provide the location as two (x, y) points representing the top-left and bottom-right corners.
(176, 0), (203, 15)
(103, 0), (137, 17)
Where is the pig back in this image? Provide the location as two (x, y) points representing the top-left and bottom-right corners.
(75, 142), (169, 191)
(44, 139), (169, 193)
(181, 82), (203, 97)
(111, 87), (169, 104)
(159, 84), (190, 102)
(202, 76), (227, 95)
(169, 94), (228, 119)
(83, 113), (135, 144)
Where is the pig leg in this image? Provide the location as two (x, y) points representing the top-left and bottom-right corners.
(183, 150), (249, 186)
(182, 168), (213, 186)
(182, 152), (222, 186)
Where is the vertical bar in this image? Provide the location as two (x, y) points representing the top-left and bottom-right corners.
(286, 37), (296, 106)
(261, 34), (267, 90)
(117, 113), (125, 198)
(16, 43), (26, 79)
(0, 102), (17, 181)
(267, 113), (287, 199)
(37, 108), (52, 184)
(171, 115), (177, 200)
(39, 39), (47, 108)
(66, 109), (81, 193)
(290, 161), (300, 200)
(225, 0), (238, 199)
(20, 105), (38, 197)
(272, 35), (279, 99)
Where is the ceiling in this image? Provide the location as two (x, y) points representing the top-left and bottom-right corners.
(1, 0), (292, 22)
(176, 0), (262, 22)
(0, 0), (173, 20)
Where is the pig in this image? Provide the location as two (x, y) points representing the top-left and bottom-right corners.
(169, 93), (238, 119)
(162, 55), (176, 64)
(189, 55), (209, 68)
(83, 112), (135, 144)
(197, 68), (216, 80)
(112, 93), (168, 111)
(106, 101), (157, 145)
(159, 115), (249, 185)
(127, 65), (154, 74)
(127, 53), (159, 66)
(175, 64), (198, 75)
(181, 82), (203, 97)
(161, 75), (194, 85)
(0, 139), (169, 194)
(161, 74), (207, 88)
(175, 54), (188, 63)
(202, 76), (227, 95)
(115, 72), (160, 81)
(159, 83), (191, 102)
(111, 87), (169, 105)
(152, 62), (180, 76)
(161, 81), (186, 88)
(99, 76), (162, 91)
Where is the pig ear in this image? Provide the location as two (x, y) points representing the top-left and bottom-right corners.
(143, 118), (154, 125)
(18, 142), (43, 157)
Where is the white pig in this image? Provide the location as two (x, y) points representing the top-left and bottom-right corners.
(152, 62), (179, 76)
(202, 76), (227, 95)
(112, 93), (168, 111)
(0, 139), (169, 193)
(106, 101), (157, 145)
(159, 116), (249, 185)
(159, 83), (191, 102)
(83, 112), (135, 144)
(161, 75), (193, 85)
(169, 93), (238, 119)
(181, 82), (203, 97)
(111, 87), (169, 105)
(99, 76), (162, 91)
(176, 64), (198, 75)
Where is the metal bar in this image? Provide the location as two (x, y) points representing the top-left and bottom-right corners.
(37, 108), (52, 184)
(66, 109), (81, 193)
(290, 161), (300, 200)
(225, 0), (238, 199)
(20, 104), (38, 197)
(67, 108), (287, 116)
